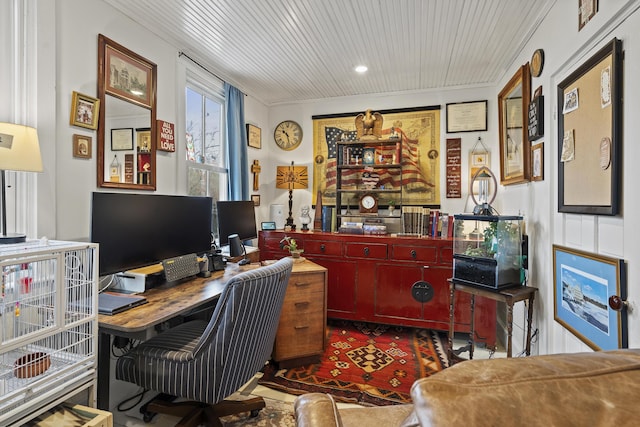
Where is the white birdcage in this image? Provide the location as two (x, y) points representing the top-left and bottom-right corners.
(0, 240), (98, 426)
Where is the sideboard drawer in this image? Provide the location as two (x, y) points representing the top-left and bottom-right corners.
(344, 242), (388, 259)
(304, 239), (343, 257)
(391, 244), (438, 263)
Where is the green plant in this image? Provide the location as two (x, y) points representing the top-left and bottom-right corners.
(387, 199), (396, 207)
(280, 236), (301, 253)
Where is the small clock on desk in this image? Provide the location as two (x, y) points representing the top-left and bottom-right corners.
(359, 193), (378, 214)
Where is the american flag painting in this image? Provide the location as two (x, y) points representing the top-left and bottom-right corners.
(312, 107), (441, 206)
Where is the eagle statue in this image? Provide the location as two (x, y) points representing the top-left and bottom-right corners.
(355, 109), (383, 140)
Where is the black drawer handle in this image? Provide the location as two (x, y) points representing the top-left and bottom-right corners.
(364, 247), (369, 256)
(410, 250), (417, 259)
(320, 244), (326, 252)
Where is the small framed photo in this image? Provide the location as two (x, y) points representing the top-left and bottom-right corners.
(136, 128), (152, 152)
(70, 91), (100, 130)
(553, 245), (627, 350)
(247, 124), (261, 149)
(531, 142), (544, 181)
(111, 128), (134, 151)
(72, 134), (92, 159)
(251, 194), (261, 207)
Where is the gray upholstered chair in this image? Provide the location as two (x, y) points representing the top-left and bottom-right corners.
(115, 258), (294, 427)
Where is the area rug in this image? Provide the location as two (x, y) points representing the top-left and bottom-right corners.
(259, 320), (449, 406)
(221, 397), (295, 427)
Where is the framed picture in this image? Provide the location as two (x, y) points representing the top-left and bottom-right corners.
(531, 142), (544, 181)
(103, 37), (155, 109)
(70, 91), (100, 130)
(247, 123), (261, 149)
(136, 128), (152, 152)
(498, 64), (531, 186)
(111, 128), (133, 151)
(445, 100), (488, 133)
(557, 38), (622, 215)
(579, 0), (598, 31)
(72, 134), (92, 159)
(251, 194), (261, 207)
(553, 245), (627, 350)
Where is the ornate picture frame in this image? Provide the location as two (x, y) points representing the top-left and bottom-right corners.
(557, 38), (622, 215)
(103, 37), (154, 108)
(553, 244), (627, 350)
(70, 91), (100, 130)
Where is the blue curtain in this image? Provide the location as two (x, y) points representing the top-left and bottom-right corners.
(225, 83), (249, 200)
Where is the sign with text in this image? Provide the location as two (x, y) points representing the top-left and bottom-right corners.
(157, 120), (175, 152)
(446, 138), (462, 198)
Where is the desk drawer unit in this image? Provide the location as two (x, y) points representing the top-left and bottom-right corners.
(273, 264), (327, 365)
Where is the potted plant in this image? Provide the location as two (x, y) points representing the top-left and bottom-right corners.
(280, 236), (304, 258)
(387, 199), (397, 216)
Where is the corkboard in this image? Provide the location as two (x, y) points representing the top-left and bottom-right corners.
(557, 38), (622, 215)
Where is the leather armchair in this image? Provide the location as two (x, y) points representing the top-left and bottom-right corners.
(295, 349), (640, 426)
(115, 258), (293, 427)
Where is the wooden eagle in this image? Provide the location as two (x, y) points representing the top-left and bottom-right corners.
(355, 109), (383, 140)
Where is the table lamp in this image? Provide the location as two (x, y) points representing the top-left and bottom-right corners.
(0, 123), (43, 244)
(276, 161), (308, 230)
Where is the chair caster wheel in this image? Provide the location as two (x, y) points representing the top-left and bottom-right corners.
(250, 409), (262, 418)
(142, 411), (155, 423)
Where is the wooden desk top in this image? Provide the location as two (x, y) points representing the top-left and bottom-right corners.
(99, 263), (253, 333)
(99, 258), (325, 334)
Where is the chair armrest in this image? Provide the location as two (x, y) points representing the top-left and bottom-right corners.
(294, 393), (343, 427)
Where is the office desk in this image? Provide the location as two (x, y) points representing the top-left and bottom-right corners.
(97, 263), (255, 410)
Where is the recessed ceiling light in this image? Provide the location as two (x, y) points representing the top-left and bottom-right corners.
(355, 65), (368, 73)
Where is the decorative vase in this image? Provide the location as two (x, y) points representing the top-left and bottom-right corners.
(389, 206), (396, 216)
(290, 250), (303, 259)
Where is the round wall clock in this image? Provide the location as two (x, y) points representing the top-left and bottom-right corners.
(530, 49), (545, 77)
(274, 120), (303, 151)
(359, 193), (378, 214)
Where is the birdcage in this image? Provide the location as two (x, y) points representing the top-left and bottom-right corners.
(0, 240), (98, 426)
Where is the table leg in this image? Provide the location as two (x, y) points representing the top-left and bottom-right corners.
(97, 331), (111, 410)
(448, 282), (456, 361)
(469, 294), (475, 360)
(525, 292), (536, 356)
(506, 301), (514, 358)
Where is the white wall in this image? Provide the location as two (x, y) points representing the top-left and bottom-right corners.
(5, 0), (638, 356)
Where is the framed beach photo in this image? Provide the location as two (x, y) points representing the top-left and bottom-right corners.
(70, 91), (100, 130)
(553, 245), (627, 350)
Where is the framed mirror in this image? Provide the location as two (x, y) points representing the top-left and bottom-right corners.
(97, 34), (157, 190)
(498, 63), (531, 185)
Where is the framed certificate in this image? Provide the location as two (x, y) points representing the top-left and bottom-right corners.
(446, 100), (488, 133)
(111, 128), (134, 151)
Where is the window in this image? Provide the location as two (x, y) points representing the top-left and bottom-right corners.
(185, 80), (227, 242)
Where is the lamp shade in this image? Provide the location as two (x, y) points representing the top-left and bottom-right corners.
(0, 123), (43, 172)
(276, 163), (308, 189)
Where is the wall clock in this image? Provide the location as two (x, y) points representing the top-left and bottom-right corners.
(274, 120), (303, 151)
(530, 49), (544, 77)
(359, 193), (378, 214)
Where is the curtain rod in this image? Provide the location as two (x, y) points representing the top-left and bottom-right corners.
(178, 51), (246, 96)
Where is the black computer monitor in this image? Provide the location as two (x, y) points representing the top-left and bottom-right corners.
(216, 200), (258, 246)
(91, 192), (213, 276)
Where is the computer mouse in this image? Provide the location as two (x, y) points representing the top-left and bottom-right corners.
(238, 259), (250, 266)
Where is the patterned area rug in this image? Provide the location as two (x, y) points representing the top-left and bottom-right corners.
(259, 320), (449, 406)
(221, 398), (295, 427)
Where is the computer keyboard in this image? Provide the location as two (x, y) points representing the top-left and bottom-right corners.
(162, 253), (201, 282)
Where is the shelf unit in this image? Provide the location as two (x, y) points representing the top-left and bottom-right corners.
(336, 138), (403, 228)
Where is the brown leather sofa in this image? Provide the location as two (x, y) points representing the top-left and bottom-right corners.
(294, 349), (640, 426)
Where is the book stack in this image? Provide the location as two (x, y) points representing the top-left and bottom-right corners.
(363, 218), (387, 235)
(339, 221), (364, 234)
(400, 207), (454, 238)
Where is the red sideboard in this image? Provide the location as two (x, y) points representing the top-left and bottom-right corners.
(259, 231), (497, 346)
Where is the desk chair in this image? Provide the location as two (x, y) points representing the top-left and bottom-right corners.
(115, 258), (294, 427)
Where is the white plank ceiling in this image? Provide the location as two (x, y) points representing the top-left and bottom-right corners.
(103, 0), (556, 105)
